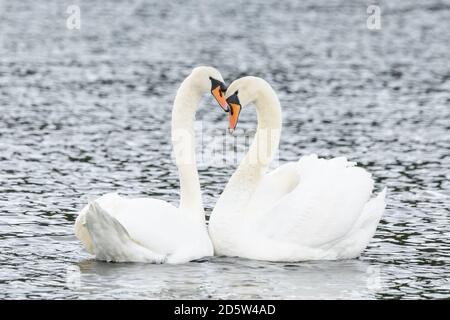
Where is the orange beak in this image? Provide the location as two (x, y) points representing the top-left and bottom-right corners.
(211, 86), (229, 112)
(228, 102), (241, 132)
(226, 91), (242, 132)
(210, 77), (228, 112)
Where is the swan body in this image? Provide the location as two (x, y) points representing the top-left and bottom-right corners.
(209, 77), (387, 261)
(75, 193), (212, 263)
(75, 66), (227, 263)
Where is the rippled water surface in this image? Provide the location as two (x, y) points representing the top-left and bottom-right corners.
(0, 0), (449, 299)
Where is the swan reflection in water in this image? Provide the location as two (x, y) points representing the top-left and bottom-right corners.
(72, 258), (383, 299)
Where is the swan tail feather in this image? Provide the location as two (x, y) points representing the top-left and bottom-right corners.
(85, 202), (166, 263)
(333, 187), (387, 259)
(359, 187), (387, 229)
(74, 208), (94, 254)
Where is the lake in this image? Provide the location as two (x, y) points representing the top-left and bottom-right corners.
(0, 0), (449, 299)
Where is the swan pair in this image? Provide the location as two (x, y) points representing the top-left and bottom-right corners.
(75, 66), (386, 264)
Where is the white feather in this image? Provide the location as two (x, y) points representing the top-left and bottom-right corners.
(209, 77), (387, 261)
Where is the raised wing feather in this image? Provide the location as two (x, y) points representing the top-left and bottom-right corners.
(244, 162), (301, 216)
(75, 193), (210, 262)
(85, 202), (166, 263)
(254, 155), (374, 247)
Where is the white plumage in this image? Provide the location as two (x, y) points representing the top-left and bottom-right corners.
(209, 77), (386, 261)
(75, 193), (212, 263)
(74, 67), (227, 263)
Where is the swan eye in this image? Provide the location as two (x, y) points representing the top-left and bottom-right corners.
(210, 77), (220, 90)
(226, 91), (240, 107)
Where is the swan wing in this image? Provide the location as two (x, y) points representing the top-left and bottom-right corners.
(255, 155), (376, 248)
(330, 187), (387, 258)
(75, 193), (208, 262)
(108, 196), (196, 254)
(84, 202), (166, 263)
(75, 192), (122, 254)
(245, 162), (301, 216)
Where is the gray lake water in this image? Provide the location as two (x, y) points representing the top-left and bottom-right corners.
(0, 0), (449, 299)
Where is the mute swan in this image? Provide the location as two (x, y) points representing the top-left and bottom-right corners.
(209, 76), (387, 261)
(75, 66), (228, 263)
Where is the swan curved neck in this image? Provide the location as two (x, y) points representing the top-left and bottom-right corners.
(214, 82), (282, 215)
(171, 76), (205, 222)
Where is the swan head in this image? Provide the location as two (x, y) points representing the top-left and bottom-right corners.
(189, 66), (228, 112)
(224, 76), (265, 132)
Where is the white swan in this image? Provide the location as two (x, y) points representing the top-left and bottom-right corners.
(209, 76), (387, 261)
(75, 66), (229, 264)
